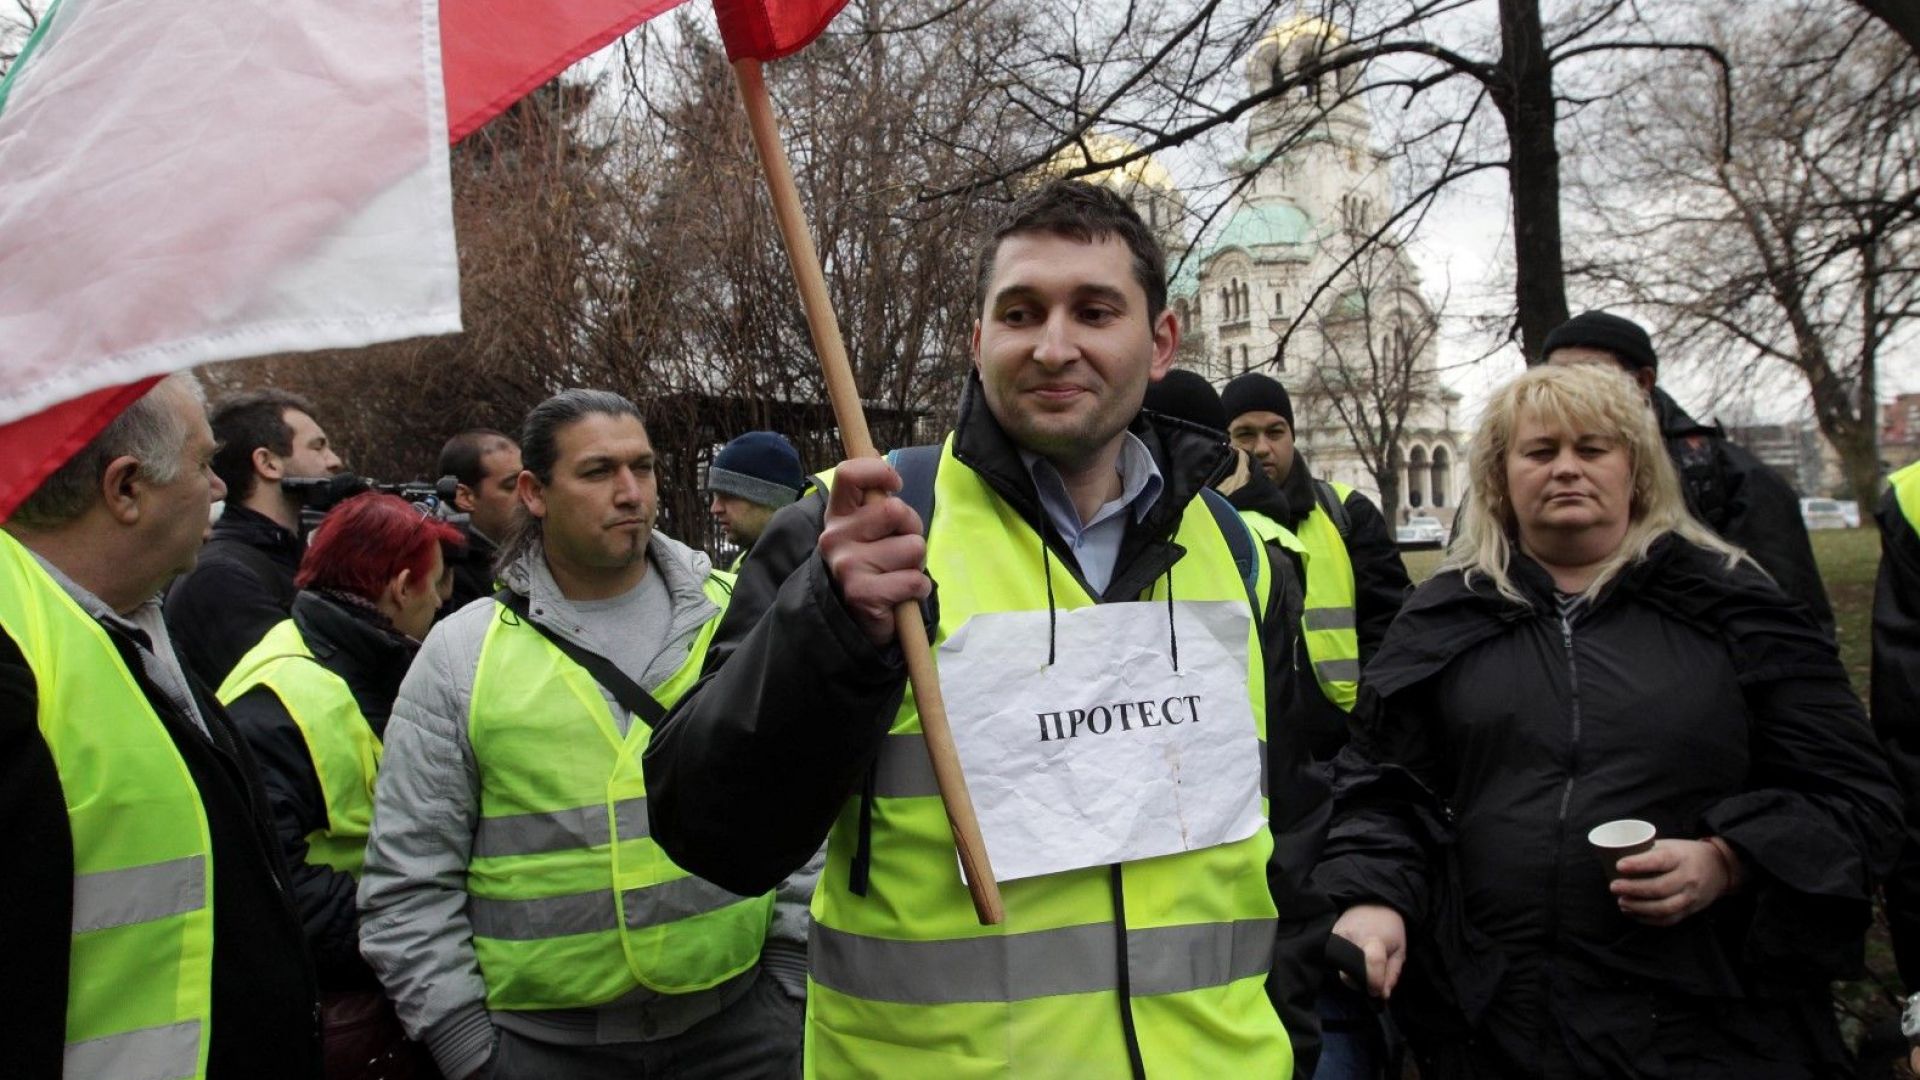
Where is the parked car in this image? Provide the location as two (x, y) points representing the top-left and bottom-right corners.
(1396, 515), (1448, 549)
(1801, 497), (1853, 530)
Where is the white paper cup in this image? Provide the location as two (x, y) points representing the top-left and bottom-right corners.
(1587, 819), (1657, 880)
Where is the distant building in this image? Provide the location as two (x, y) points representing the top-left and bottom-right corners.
(1884, 392), (1920, 471)
(1723, 422), (1836, 498)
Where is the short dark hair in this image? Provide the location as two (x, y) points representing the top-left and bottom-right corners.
(496, 389), (644, 575)
(210, 389), (316, 502)
(975, 180), (1168, 320)
(438, 429), (516, 489)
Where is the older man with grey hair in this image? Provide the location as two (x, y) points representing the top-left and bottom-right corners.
(0, 374), (321, 1078)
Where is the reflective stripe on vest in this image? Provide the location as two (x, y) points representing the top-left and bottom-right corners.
(465, 573), (772, 1010)
(808, 436), (1290, 1079)
(218, 618), (381, 877)
(0, 531), (213, 1080)
(1296, 481), (1362, 708)
(1893, 463), (1920, 533)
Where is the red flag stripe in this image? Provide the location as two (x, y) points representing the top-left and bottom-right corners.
(713, 0), (849, 61)
(441, 0), (689, 143)
(0, 378), (163, 522)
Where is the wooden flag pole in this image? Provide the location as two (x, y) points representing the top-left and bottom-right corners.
(731, 57), (1004, 926)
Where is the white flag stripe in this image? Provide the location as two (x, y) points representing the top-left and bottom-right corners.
(0, 0), (460, 426)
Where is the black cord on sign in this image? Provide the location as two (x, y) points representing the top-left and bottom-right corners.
(1165, 566), (1179, 672)
(1041, 537), (1058, 667)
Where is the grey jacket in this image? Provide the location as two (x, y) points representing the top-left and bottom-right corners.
(357, 532), (753, 1079)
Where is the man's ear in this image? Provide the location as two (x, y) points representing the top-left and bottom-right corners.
(969, 319), (983, 375)
(100, 455), (143, 525)
(252, 445), (284, 482)
(516, 470), (547, 520)
(1635, 368), (1658, 394)
(454, 482), (478, 513)
(1148, 307), (1180, 381)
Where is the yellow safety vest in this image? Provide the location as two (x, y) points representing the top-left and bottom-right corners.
(806, 437), (1291, 1078)
(465, 573), (773, 1010)
(0, 530), (214, 1080)
(1893, 463), (1920, 533)
(1295, 482), (1361, 711)
(218, 618), (382, 877)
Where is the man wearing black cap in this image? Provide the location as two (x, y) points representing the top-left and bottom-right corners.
(707, 431), (808, 571)
(1543, 310), (1834, 635)
(1222, 371), (1411, 760)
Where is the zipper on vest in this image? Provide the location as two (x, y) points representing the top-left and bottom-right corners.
(1544, 610), (1583, 962)
(1108, 863), (1149, 1080)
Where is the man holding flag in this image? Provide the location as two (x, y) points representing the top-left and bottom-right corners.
(646, 181), (1331, 1077)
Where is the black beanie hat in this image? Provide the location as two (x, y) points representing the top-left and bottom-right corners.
(1221, 372), (1293, 430)
(707, 431), (805, 508)
(1540, 310), (1657, 371)
(1142, 369), (1228, 433)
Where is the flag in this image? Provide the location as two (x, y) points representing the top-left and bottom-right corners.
(441, 0), (689, 142)
(713, 0), (849, 61)
(0, 0), (460, 518)
(0, 0), (703, 520)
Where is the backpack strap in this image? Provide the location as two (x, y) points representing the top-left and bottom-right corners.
(1312, 479), (1352, 540)
(493, 588), (667, 727)
(886, 444), (942, 533)
(1199, 487), (1262, 618)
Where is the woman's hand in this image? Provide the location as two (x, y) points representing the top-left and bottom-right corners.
(1331, 903), (1407, 1000)
(1612, 838), (1742, 927)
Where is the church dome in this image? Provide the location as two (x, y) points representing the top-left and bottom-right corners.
(1249, 15), (1346, 77)
(1208, 203), (1315, 255)
(1042, 132), (1178, 194)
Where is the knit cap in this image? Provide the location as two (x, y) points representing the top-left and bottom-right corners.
(1540, 311), (1658, 371)
(707, 431), (805, 508)
(1220, 372), (1294, 430)
(1142, 369), (1228, 433)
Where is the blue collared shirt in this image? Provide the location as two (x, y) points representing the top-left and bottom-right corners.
(1019, 432), (1164, 596)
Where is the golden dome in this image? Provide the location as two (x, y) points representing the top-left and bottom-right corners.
(1041, 132), (1177, 194)
(1256, 14), (1347, 56)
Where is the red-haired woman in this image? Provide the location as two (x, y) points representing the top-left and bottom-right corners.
(219, 493), (463, 1078)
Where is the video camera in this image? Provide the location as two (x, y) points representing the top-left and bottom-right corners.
(281, 474), (463, 537)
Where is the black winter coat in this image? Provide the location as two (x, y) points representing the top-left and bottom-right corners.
(1654, 389), (1834, 637)
(0, 604), (321, 1078)
(1313, 536), (1900, 1079)
(225, 591), (417, 990)
(166, 503), (305, 688)
(1871, 481), (1920, 984)
(644, 377), (1336, 1074)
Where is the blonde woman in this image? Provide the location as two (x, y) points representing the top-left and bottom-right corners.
(1311, 363), (1900, 1078)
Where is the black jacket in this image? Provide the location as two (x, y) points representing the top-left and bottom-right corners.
(442, 523), (498, 619)
(166, 503), (305, 688)
(644, 378), (1334, 1073)
(0, 602), (321, 1078)
(1872, 481), (1920, 984)
(1276, 455), (1413, 759)
(225, 591), (417, 990)
(1654, 388), (1835, 637)
(1313, 537), (1900, 1078)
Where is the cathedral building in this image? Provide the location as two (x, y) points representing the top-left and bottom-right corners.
(1060, 17), (1466, 527)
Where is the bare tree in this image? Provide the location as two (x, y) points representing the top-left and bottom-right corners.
(1574, 0), (1919, 507)
(916, 0), (1729, 361)
(1299, 213), (1447, 515)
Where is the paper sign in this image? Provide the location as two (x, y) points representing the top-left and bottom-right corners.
(937, 600), (1264, 883)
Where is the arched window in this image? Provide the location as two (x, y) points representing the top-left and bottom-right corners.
(1431, 447), (1451, 508)
(1406, 446), (1429, 509)
(1240, 345), (1250, 374)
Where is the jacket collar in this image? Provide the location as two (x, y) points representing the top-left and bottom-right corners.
(497, 531), (719, 657)
(292, 590), (416, 725)
(947, 373), (1234, 600)
(1276, 452), (1321, 530)
(210, 502), (303, 566)
(1650, 386), (1720, 440)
